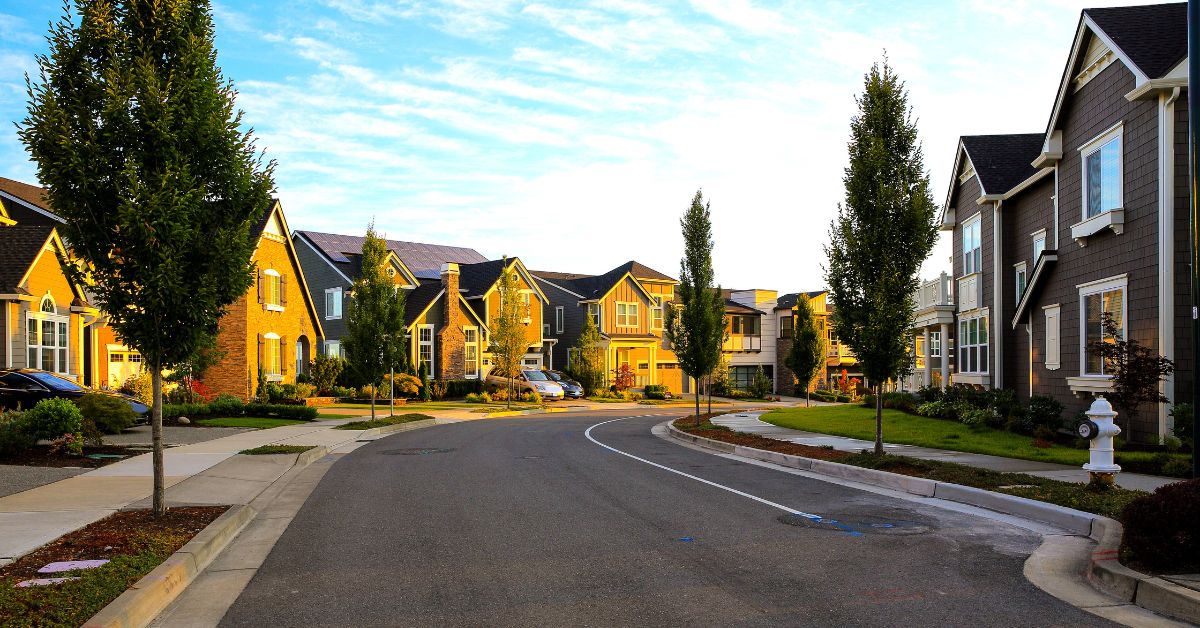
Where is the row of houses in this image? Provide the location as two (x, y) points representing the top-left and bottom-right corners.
(0, 175), (859, 400)
(905, 2), (1190, 444)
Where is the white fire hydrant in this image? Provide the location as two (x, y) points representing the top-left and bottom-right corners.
(1078, 395), (1121, 484)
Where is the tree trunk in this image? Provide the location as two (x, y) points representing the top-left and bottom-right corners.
(874, 382), (884, 456)
(693, 376), (701, 426)
(806, 389), (811, 408)
(151, 367), (166, 516)
(370, 386), (376, 421)
(508, 377), (513, 409)
(706, 375), (712, 414)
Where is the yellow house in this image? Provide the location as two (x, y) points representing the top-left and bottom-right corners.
(774, 290), (860, 392)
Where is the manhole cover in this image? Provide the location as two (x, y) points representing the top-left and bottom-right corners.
(777, 513), (932, 536)
(380, 448), (454, 456)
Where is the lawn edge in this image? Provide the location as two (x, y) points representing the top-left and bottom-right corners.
(664, 418), (1200, 625)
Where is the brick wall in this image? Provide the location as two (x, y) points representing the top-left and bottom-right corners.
(437, 266), (466, 379)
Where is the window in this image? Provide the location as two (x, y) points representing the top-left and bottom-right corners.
(325, 288), (342, 320)
(731, 315), (759, 335)
(263, 269), (282, 308)
(929, 331), (941, 358)
(729, 366), (772, 392)
(914, 335), (926, 369)
(958, 313), (989, 374)
(616, 302), (638, 327)
(1032, 230), (1047, 261)
(1044, 304), (1061, 371)
(464, 327), (479, 379)
(543, 323), (550, 337)
(520, 292), (532, 321)
(263, 334), (281, 376)
(555, 306), (564, 333)
(1015, 262), (1028, 301)
(962, 214), (982, 275)
(109, 353), (124, 363)
(523, 357), (541, 367)
(1081, 125), (1122, 219)
(324, 340), (342, 358)
(1080, 277), (1126, 375)
(128, 353), (143, 363)
(651, 296), (664, 330)
(26, 296), (69, 374)
(588, 303), (602, 328)
(779, 315), (793, 339)
(417, 325), (434, 376)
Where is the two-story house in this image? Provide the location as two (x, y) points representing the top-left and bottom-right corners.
(940, 2), (1189, 443)
(533, 261), (682, 393)
(774, 290), (860, 393)
(722, 289), (778, 393)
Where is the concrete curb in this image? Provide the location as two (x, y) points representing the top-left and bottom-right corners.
(666, 420), (1200, 625)
(356, 417), (443, 439)
(483, 407), (570, 418)
(82, 504), (255, 628)
(83, 442), (336, 628)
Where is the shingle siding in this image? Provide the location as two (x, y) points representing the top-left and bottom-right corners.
(1002, 176), (1056, 402)
(1174, 89), (1193, 409)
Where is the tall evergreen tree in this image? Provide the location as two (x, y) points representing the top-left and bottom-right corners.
(571, 315), (605, 395)
(342, 223), (408, 420)
(489, 259), (526, 409)
(785, 295), (825, 407)
(824, 60), (939, 454)
(666, 190), (726, 424)
(20, 0), (275, 515)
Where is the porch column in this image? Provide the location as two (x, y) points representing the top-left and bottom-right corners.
(939, 322), (950, 389)
(923, 327), (932, 388)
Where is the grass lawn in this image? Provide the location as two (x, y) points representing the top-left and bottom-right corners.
(239, 445), (316, 455)
(762, 405), (1182, 470)
(334, 413), (435, 430)
(195, 417), (308, 429)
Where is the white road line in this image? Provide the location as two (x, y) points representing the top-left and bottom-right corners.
(584, 416), (822, 521)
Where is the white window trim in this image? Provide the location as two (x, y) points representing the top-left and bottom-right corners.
(961, 213), (982, 276)
(262, 332), (282, 379)
(263, 268), (284, 312)
(417, 324), (435, 378)
(1031, 228), (1047, 260)
(324, 340), (341, 358)
(1071, 122), (1125, 245)
(588, 303), (603, 329)
(26, 307), (70, 375)
(555, 306), (564, 333)
(1043, 304), (1061, 371)
(616, 301), (638, 328)
(325, 287), (342, 320)
(957, 309), (990, 375)
(463, 326), (479, 379)
(929, 331), (941, 358)
(1014, 261), (1028, 301)
(651, 296), (664, 330)
(1077, 274), (1128, 378)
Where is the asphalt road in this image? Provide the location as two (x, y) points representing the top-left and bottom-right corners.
(221, 410), (1110, 627)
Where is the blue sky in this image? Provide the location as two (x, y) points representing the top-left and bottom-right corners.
(0, 0), (1164, 292)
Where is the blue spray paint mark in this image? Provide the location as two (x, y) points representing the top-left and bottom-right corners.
(678, 536), (694, 543)
(870, 523), (894, 529)
(814, 517), (865, 538)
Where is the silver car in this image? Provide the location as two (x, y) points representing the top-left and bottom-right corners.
(485, 368), (565, 400)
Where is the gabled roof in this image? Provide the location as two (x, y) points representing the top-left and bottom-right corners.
(460, 257), (548, 303)
(960, 134), (1044, 196)
(404, 283), (444, 324)
(252, 201), (325, 341)
(613, 260), (676, 283)
(296, 230), (486, 281)
(775, 290), (826, 311)
(0, 177), (61, 226)
(0, 177), (51, 212)
(0, 224), (55, 294)
(725, 299), (760, 315)
(532, 260), (670, 303)
(1085, 3), (1186, 80)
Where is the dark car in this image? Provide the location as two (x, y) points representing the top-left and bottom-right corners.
(0, 369), (149, 415)
(545, 370), (584, 399)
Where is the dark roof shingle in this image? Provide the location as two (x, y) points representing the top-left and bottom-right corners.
(298, 230), (487, 281)
(0, 225), (55, 293)
(775, 290), (827, 310)
(1085, 3), (1186, 79)
(961, 134), (1044, 196)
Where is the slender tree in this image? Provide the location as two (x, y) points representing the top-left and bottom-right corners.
(824, 60), (938, 455)
(786, 295), (825, 407)
(666, 190), (726, 424)
(489, 259), (526, 409)
(572, 315), (605, 395)
(342, 223), (408, 421)
(20, 0), (274, 515)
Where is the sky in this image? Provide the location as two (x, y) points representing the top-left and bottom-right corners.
(0, 0), (1168, 293)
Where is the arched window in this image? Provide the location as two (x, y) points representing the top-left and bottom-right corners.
(28, 294), (68, 374)
(41, 296), (55, 313)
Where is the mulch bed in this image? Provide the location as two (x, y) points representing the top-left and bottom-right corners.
(0, 507), (228, 582)
(0, 445), (137, 469)
(673, 416), (853, 462)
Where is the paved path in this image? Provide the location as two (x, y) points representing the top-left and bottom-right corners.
(713, 412), (1177, 492)
(0, 465), (87, 499)
(103, 424), (252, 446)
(220, 410), (1109, 627)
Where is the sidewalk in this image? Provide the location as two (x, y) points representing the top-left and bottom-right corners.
(711, 411), (1179, 492)
(0, 417), (456, 566)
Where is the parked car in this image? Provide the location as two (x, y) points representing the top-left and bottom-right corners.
(0, 369), (150, 415)
(484, 368), (565, 400)
(544, 370), (584, 399)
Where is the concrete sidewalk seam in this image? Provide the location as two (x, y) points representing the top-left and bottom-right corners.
(664, 419), (1200, 626)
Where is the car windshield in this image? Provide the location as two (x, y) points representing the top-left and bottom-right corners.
(26, 372), (84, 392)
(545, 371), (563, 381)
(523, 370), (549, 381)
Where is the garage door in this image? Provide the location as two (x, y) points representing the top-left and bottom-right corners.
(656, 363), (683, 395)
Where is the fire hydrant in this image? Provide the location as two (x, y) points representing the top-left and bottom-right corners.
(1077, 396), (1121, 485)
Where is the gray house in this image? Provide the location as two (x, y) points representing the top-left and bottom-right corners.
(292, 230), (487, 358)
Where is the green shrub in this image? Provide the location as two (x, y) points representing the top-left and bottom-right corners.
(1171, 403), (1193, 448)
(208, 394), (244, 416)
(1121, 479), (1200, 571)
(442, 379), (484, 398)
(162, 403), (211, 420)
(749, 366), (772, 399)
(810, 390), (837, 402)
(917, 400), (953, 419)
(916, 385), (943, 403)
(1162, 458), (1192, 478)
(24, 398), (84, 441)
(464, 392), (492, 403)
(959, 407), (993, 429)
(644, 384), (668, 400)
(307, 354), (344, 394)
(0, 410), (34, 456)
(243, 403), (318, 420)
(331, 386), (356, 399)
(118, 371), (154, 406)
(1027, 395), (1064, 431)
(75, 393), (136, 434)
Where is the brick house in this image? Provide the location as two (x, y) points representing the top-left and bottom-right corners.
(533, 261), (683, 393)
(201, 200), (325, 400)
(939, 3), (1189, 442)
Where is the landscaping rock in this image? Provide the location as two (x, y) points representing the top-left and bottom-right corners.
(178, 417), (191, 425)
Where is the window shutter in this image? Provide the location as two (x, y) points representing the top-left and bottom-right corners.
(281, 275), (288, 306)
(281, 335), (289, 376)
(257, 271), (264, 304)
(257, 334), (264, 372)
(1044, 306), (1061, 371)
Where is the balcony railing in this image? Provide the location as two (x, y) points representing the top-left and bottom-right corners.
(724, 334), (761, 352)
(913, 272), (954, 311)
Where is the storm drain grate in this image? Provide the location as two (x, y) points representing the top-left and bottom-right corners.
(777, 513), (932, 536)
(380, 448), (454, 456)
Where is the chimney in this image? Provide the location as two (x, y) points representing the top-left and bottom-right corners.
(441, 263), (461, 328)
